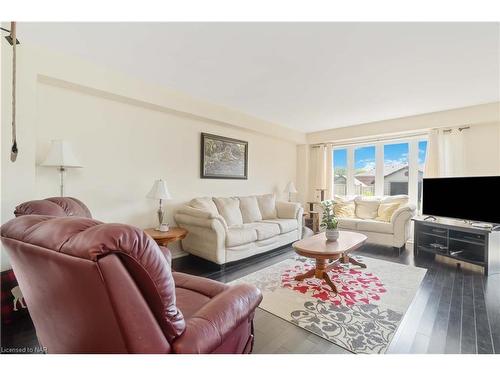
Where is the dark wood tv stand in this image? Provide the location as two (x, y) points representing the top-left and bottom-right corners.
(413, 217), (500, 275)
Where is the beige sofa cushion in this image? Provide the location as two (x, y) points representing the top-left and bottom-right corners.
(357, 219), (394, 234)
(260, 218), (297, 234)
(257, 194), (277, 219)
(239, 196), (262, 223)
(226, 226), (258, 247)
(337, 217), (363, 230)
(189, 197), (219, 216)
(248, 222), (281, 240)
(354, 198), (381, 219)
(213, 197), (243, 227)
(376, 202), (400, 222)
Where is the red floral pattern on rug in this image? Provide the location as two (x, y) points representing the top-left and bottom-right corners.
(281, 263), (387, 306)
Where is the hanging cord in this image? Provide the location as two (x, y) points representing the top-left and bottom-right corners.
(10, 21), (18, 162)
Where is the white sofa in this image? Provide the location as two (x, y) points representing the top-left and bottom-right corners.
(333, 195), (416, 250)
(175, 194), (303, 265)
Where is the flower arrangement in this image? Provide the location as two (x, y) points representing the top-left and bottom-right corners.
(320, 200), (338, 230)
(321, 200), (339, 241)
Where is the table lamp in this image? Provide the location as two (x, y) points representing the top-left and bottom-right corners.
(284, 181), (298, 202)
(147, 179), (172, 232)
(40, 140), (82, 197)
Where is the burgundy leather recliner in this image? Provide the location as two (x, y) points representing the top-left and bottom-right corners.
(1, 198), (263, 354)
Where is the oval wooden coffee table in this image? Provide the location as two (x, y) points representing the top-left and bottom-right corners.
(292, 231), (367, 294)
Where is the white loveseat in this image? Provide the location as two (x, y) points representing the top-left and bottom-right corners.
(175, 194), (303, 265)
(333, 195), (416, 250)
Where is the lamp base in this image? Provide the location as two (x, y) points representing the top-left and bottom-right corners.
(157, 223), (170, 232)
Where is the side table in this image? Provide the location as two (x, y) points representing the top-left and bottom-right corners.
(144, 227), (188, 247)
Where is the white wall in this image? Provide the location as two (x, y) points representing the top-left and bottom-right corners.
(463, 122), (500, 176)
(35, 81), (297, 225)
(1, 43), (302, 271)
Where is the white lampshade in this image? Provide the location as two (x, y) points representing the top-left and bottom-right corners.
(41, 140), (82, 168)
(147, 179), (172, 200)
(284, 181), (298, 194)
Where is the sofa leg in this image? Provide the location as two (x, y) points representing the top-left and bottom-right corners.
(219, 264), (226, 273)
(249, 320), (256, 354)
(393, 246), (404, 256)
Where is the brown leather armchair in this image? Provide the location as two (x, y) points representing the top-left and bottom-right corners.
(2, 198), (262, 353)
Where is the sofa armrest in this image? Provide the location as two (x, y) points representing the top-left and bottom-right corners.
(390, 204), (416, 247)
(390, 203), (416, 224)
(175, 210), (227, 230)
(176, 206), (226, 223)
(174, 212), (227, 264)
(276, 201), (301, 219)
(173, 272), (229, 298)
(172, 284), (263, 354)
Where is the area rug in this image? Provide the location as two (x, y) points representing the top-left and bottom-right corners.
(229, 256), (426, 354)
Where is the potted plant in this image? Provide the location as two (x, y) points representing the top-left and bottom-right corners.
(321, 200), (339, 241)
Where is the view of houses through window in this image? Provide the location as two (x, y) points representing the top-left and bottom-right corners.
(333, 149), (347, 196)
(354, 145), (376, 196)
(383, 142), (409, 196)
(333, 138), (428, 207)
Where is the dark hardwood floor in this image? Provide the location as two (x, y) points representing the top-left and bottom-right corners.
(173, 243), (500, 354)
(1, 243), (498, 354)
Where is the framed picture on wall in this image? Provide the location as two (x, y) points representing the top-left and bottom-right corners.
(200, 133), (248, 179)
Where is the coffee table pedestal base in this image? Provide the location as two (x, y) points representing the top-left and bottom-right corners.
(294, 255), (366, 294)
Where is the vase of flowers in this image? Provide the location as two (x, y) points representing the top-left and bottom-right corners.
(321, 200), (339, 241)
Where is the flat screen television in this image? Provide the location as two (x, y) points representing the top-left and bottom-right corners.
(422, 176), (500, 224)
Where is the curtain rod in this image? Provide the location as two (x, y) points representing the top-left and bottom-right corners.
(311, 131), (429, 148)
(442, 126), (470, 133)
(1, 26), (20, 45)
(311, 125), (471, 148)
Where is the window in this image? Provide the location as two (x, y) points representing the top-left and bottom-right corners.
(332, 136), (428, 207)
(333, 149), (347, 196)
(354, 145), (375, 196)
(384, 142), (409, 196)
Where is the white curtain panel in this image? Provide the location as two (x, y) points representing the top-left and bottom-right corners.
(424, 129), (440, 177)
(444, 130), (465, 176)
(310, 145), (327, 201)
(309, 146), (320, 200)
(424, 128), (466, 178)
(326, 144), (334, 200)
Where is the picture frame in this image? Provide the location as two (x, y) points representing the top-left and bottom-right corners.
(200, 133), (248, 179)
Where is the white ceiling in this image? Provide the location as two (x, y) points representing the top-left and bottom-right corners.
(17, 22), (500, 133)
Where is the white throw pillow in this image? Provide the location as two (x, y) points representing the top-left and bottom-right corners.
(257, 194), (277, 219)
(376, 202), (401, 222)
(276, 201), (300, 219)
(239, 196), (263, 223)
(334, 195), (358, 203)
(213, 197), (243, 227)
(189, 197), (219, 216)
(333, 201), (356, 218)
(354, 197), (381, 219)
